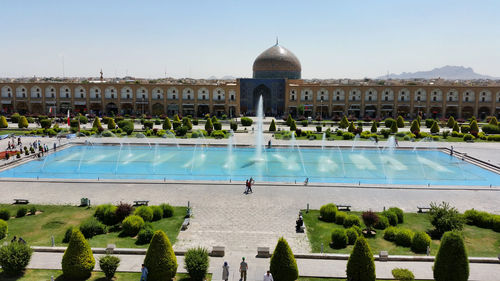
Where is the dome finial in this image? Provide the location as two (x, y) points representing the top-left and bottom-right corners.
(275, 36), (278, 45)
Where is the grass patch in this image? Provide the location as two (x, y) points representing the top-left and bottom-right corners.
(0, 270), (210, 281)
(303, 210), (500, 257)
(0, 204), (186, 248)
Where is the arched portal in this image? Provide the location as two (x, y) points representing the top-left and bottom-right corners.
(106, 103), (118, 115)
(253, 84), (272, 116)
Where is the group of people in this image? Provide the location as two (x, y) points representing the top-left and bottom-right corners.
(10, 236), (26, 244)
(244, 177), (255, 194)
(222, 258), (273, 281)
(6, 136), (22, 150)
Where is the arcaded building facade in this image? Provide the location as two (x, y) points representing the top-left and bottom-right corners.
(1, 43), (500, 119)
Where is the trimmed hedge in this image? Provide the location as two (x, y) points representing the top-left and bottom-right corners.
(122, 215), (145, 236)
(346, 236), (375, 281)
(144, 230), (178, 281)
(151, 206), (164, 221)
(319, 203), (337, 222)
(346, 227), (359, 245)
(411, 231), (431, 253)
(373, 215), (389, 230)
(434, 231), (469, 281)
(79, 217), (107, 239)
(388, 207), (404, 223)
(134, 206), (154, 222)
(331, 229), (348, 249)
(0, 208), (10, 221)
(137, 228), (154, 245)
(159, 203), (174, 218)
(16, 207), (28, 218)
(383, 226), (398, 241)
(0, 219), (7, 239)
(395, 228), (414, 247)
(0, 242), (33, 276)
(382, 211), (398, 226)
(343, 214), (361, 228)
(61, 229), (95, 280)
(94, 204), (118, 226)
(392, 268), (415, 281)
(184, 247), (210, 281)
(270, 237), (299, 281)
(240, 117), (253, 126)
(99, 255), (120, 280)
(335, 211), (347, 225)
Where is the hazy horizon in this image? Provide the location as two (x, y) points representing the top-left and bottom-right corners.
(1, 0), (499, 79)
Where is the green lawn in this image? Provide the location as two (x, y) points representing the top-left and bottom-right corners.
(0, 129), (33, 136)
(0, 204), (186, 248)
(0, 270), (208, 281)
(303, 210), (500, 257)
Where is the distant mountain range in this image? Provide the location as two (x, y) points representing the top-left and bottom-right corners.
(378, 66), (499, 80)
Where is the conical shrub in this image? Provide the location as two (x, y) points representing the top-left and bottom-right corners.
(433, 231), (469, 281)
(396, 116), (405, 128)
(339, 116), (349, 129)
(144, 230), (178, 281)
(269, 119), (276, 131)
(0, 116), (7, 128)
(61, 229), (95, 280)
(447, 116), (456, 128)
(93, 117), (103, 130)
(346, 236), (375, 281)
(270, 237), (298, 281)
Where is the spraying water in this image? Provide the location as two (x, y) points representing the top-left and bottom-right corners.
(255, 95), (264, 161)
(321, 132), (326, 150)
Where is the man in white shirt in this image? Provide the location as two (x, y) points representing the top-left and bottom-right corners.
(263, 270), (274, 281)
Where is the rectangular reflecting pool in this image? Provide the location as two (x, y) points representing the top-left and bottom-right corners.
(1, 145), (499, 186)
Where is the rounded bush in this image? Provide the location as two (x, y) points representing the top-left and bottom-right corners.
(331, 229), (348, 249)
(94, 204), (118, 226)
(411, 231), (431, 253)
(122, 215), (145, 236)
(491, 215), (500, 232)
(335, 211), (347, 225)
(184, 247), (210, 281)
(270, 237), (298, 281)
(0, 242), (33, 276)
(388, 207), (404, 224)
(476, 212), (493, 228)
(319, 203), (337, 222)
(159, 203), (174, 218)
(374, 215), (389, 230)
(137, 228), (154, 245)
(0, 208), (10, 221)
(16, 207), (28, 218)
(144, 230), (178, 281)
(343, 214), (361, 228)
(0, 219), (8, 239)
(392, 268), (415, 281)
(395, 228), (414, 247)
(134, 206), (154, 222)
(99, 255), (120, 280)
(151, 206), (163, 221)
(382, 211), (398, 226)
(383, 226), (398, 241)
(62, 226), (75, 243)
(350, 225), (362, 236)
(434, 231), (469, 281)
(240, 117), (253, 126)
(62, 229), (95, 280)
(346, 227), (359, 245)
(79, 217), (107, 239)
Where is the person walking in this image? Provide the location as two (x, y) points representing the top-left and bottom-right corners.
(239, 257), (248, 281)
(263, 271), (274, 281)
(222, 261), (229, 281)
(140, 264), (148, 281)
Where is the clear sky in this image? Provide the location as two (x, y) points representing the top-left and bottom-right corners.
(1, 0), (499, 79)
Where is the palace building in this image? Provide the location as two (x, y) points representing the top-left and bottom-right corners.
(1, 42), (500, 119)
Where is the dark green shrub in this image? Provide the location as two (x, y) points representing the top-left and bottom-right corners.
(463, 133), (474, 141)
(240, 117), (253, 126)
(115, 202), (133, 222)
(370, 121), (377, 133)
(339, 116), (349, 128)
(16, 207), (28, 218)
(0, 219), (7, 239)
(382, 211), (398, 226)
(0, 208), (10, 221)
(395, 228), (414, 247)
(40, 119), (51, 129)
(411, 231), (431, 253)
(491, 215), (500, 232)
(410, 120), (420, 135)
(230, 120), (238, 131)
(348, 121), (356, 133)
(144, 230), (178, 281)
(319, 203), (337, 222)
(204, 118), (213, 135)
(331, 229), (348, 249)
(107, 118), (116, 130)
(342, 131), (355, 140)
(346, 236), (375, 281)
(447, 116), (456, 128)
(481, 124), (500, 134)
(99, 255), (120, 280)
(163, 117), (172, 130)
(18, 116), (28, 128)
(489, 116), (498, 125)
(390, 120), (398, 133)
(122, 215), (145, 236)
(335, 211), (347, 225)
(384, 118), (395, 128)
(429, 202), (464, 235)
(29, 206), (37, 215)
(351, 225), (362, 236)
(62, 226), (74, 243)
(159, 203), (174, 218)
(175, 125), (188, 136)
(134, 206), (154, 222)
(387, 207), (404, 224)
(184, 247), (210, 281)
(392, 268), (415, 281)
(270, 237), (298, 281)
(61, 229), (95, 280)
(373, 215), (389, 230)
(143, 120), (154, 129)
(290, 120), (297, 131)
(79, 217), (107, 238)
(430, 121), (440, 133)
(346, 227), (359, 245)
(343, 214), (361, 228)
(211, 130), (225, 139)
(470, 120), (479, 135)
(396, 116), (405, 128)
(0, 242), (33, 276)
(151, 206), (164, 221)
(137, 228), (154, 245)
(117, 120), (134, 135)
(94, 204), (118, 225)
(425, 118), (435, 128)
(383, 226), (398, 241)
(434, 231), (469, 281)
(269, 119), (276, 131)
(475, 211), (493, 228)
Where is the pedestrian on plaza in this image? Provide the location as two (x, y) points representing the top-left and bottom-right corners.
(395, 139), (399, 147)
(239, 257), (248, 281)
(450, 145), (454, 156)
(263, 270), (274, 281)
(222, 261), (229, 281)
(140, 264), (148, 281)
(304, 177), (309, 186)
(244, 179), (250, 194)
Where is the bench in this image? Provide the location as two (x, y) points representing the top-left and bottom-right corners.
(336, 204), (351, 211)
(13, 199), (29, 205)
(466, 140), (474, 143)
(257, 247), (271, 258)
(211, 246), (225, 257)
(181, 218), (190, 230)
(417, 206), (431, 213)
(133, 200), (149, 206)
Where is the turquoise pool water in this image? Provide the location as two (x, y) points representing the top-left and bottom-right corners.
(1, 145), (499, 186)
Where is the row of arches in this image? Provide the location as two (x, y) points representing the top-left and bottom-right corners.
(288, 88), (499, 103)
(0, 85), (237, 102)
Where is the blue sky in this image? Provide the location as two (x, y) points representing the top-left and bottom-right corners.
(1, 0), (499, 79)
